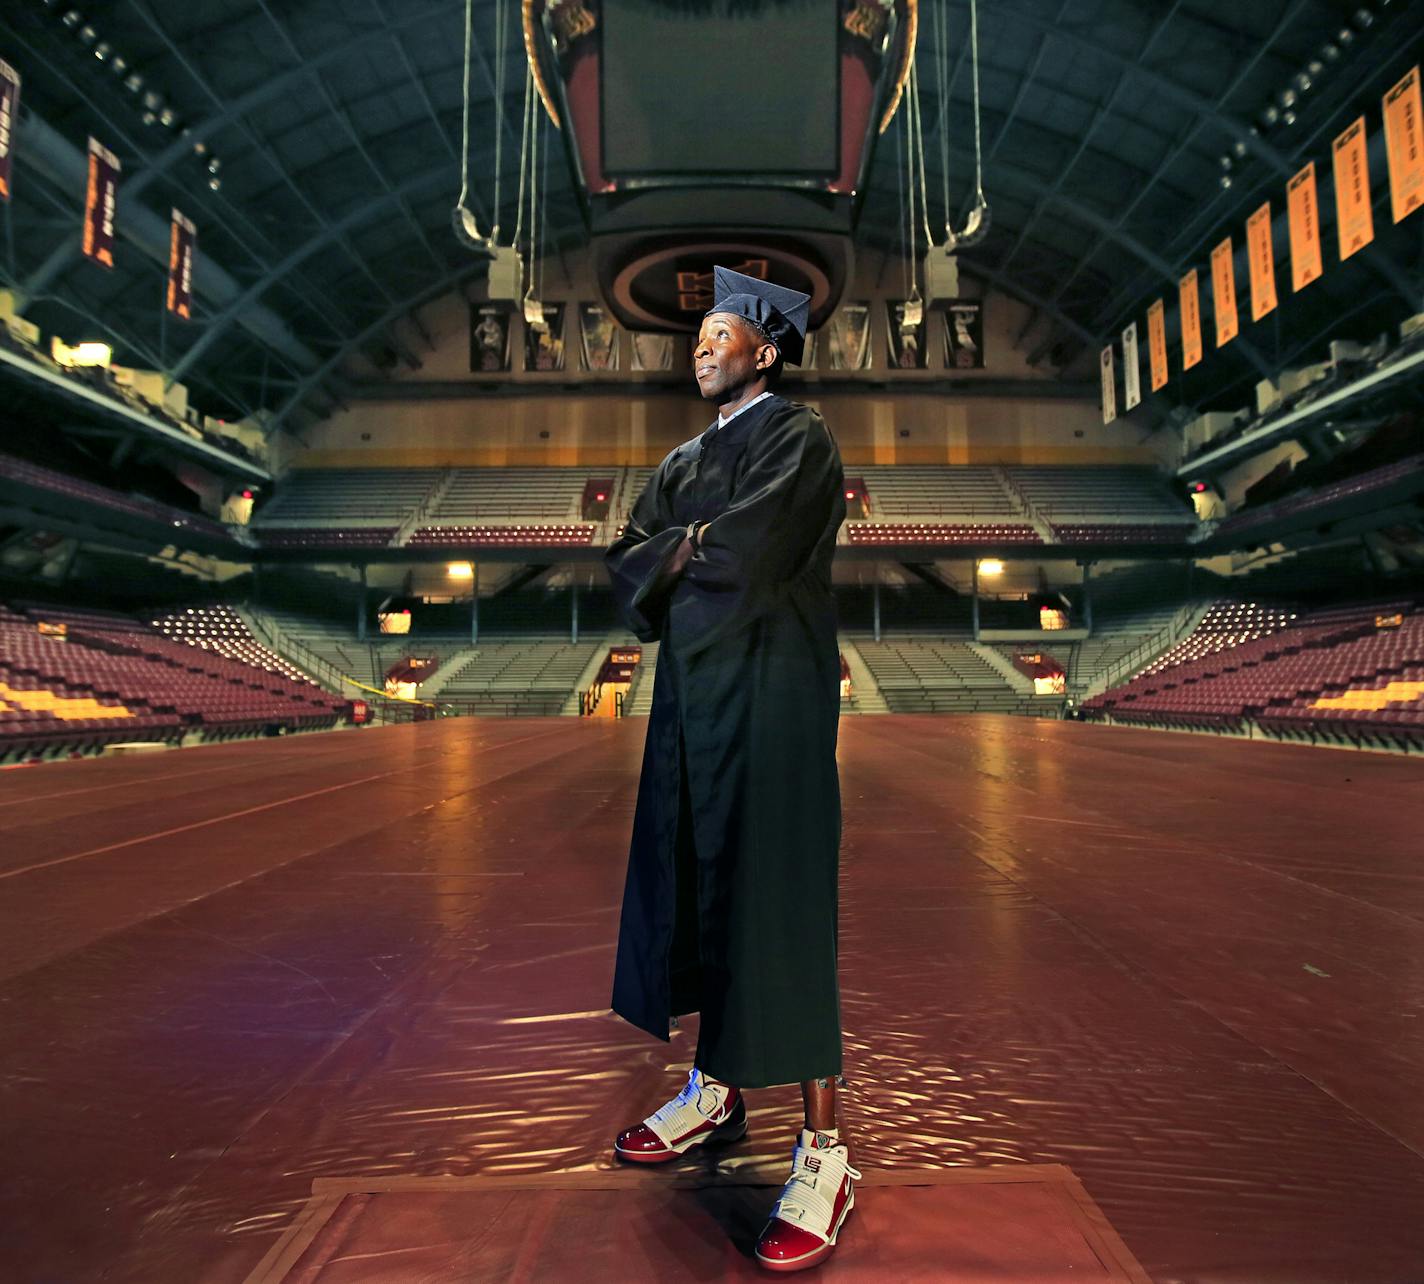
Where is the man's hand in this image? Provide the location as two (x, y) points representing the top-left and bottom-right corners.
(669, 533), (696, 577)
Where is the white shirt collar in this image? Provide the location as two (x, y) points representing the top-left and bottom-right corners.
(717, 389), (773, 429)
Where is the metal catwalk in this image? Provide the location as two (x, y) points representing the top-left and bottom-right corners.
(1, 717), (1421, 1281)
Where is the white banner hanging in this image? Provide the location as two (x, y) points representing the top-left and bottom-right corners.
(1100, 344), (1116, 425)
(1121, 321), (1141, 411)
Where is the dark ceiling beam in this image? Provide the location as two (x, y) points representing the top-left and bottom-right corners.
(19, 1), (470, 300)
(988, 0), (1292, 172)
(122, 0), (420, 368)
(1085, 29), (1424, 334)
(268, 268), (495, 435)
(13, 111), (317, 398)
(1040, 0), (1312, 319)
(251, 0), (448, 282)
(996, 0), (1185, 276)
(164, 167), (460, 382)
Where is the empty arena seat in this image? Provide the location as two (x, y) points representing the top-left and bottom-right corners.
(0, 602), (346, 754)
(407, 525), (596, 547)
(1083, 596), (1424, 739)
(846, 523), (1042, 545)
(256, 528), (399, 548)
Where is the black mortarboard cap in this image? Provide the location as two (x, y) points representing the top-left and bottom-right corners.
(703, 266), (811, 366)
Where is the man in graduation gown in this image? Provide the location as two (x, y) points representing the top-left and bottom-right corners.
(605, 268), (860, 1272)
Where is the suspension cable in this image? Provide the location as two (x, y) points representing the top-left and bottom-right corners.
(451, 0), (484, 242)
(934, 0), (951, 238)
(490, 0), (507, 240)
(968, 0), (985, 204)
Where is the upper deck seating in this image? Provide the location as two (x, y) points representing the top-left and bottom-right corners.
(1006, 465), (1194, 526)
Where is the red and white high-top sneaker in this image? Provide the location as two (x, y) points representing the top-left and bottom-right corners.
(613, 1067), (747, 1164)
(754, 1128), (862, 1272)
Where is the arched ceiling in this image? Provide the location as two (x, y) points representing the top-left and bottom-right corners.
(2, 0), (1419, 433)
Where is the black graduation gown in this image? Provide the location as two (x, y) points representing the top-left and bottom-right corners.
(605, 393), (847, 1089)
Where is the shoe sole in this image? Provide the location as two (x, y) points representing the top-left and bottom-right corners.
(754, 1192), (855, 1273)
(613, 1114), (749, 1164)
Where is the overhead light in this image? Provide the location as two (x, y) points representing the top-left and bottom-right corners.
(1282, 109), (1297, 125)
(1262, 105), (1280, 125)
(142, 90), (161, 110)
(142, 110), (157, 125)
(111, 55), (127, 74)
(1353, 7), (1374, 26)
(60, 10), (81, 29)
(206, 157), (221, 174)
(124, 72), (142, 92)
(1279, 87), (1296, 107)
(77, 23), (96, 44)
(52, 338), (112, 367)
(93, 40), (110, 60)
(159, 107), (176, 127)
(1219, 155), (1233, 170)
(207, 176), (221, 191)
(1295, 71), (1312, 92)
(1307, 58), (1323, 75)
(447, 562), (474, 579)
(192, 138), (208, 156)
(1232, 139), (1248, 157)
(1321, 41), (1340, 60)
(978, 559), (1004, 576)
(1220, 174), (1233, 189)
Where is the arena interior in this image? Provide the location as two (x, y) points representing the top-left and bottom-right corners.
(2, 1), (1423, 1280)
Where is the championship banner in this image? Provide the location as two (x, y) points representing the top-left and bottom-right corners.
(469, 303), (512, 372)
(578, 303), (619, 370)
(82, 137), (120, 269)
(827, 303), (871, 370)
(1287, 161), (1323, 292)
(886, 301), (926, 368)
(1178, 269), (1202, 370)
(1382, 65), (1423, 224)
(0, 61), (18, 202)
(1146, 299), (1168, 392)
(800, 330), (819, 370)
(1246, 201), (1277, 322)
(941, 299), (984, 369)
(1210, 236), (1238, 347)
(166, 209), (196, 321)
(524, 302), (566, 371)
(631, 332), (673, 371)
(1121, 321), (1141, 411)
(1099, 345), (1116, 425)
(1332, 116), (1374, 261)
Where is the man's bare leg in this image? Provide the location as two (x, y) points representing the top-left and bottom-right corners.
(802, 1075), (839, 1133)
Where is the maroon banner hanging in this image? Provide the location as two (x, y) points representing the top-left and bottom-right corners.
(167, 209), (196, 320)
(0, 60), (18, 202)
(82, 137), (120, 269)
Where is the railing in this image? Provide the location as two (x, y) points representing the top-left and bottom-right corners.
(1034, 505), (1196, 521)
(422, 502), (583, 520)
(855, 503), (1033, 519)
(1085, 602), (1202, 698)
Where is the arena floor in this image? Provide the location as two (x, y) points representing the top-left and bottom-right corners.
(2, 716), (1422, 1281)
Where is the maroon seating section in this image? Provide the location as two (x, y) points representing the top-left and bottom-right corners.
(407, 525), (596, 547)
(0, 603), (345, 752)
(1049, 523), (1197, 543)
(1213, 452), (1424, 539)
(0, 452), (230, 539)
(256, 527), (398, 548)
(846, 523), (1043, 545)
(1085, 597), (1424, 737)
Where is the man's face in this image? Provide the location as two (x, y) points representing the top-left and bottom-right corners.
(693, 312), (776, 401)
